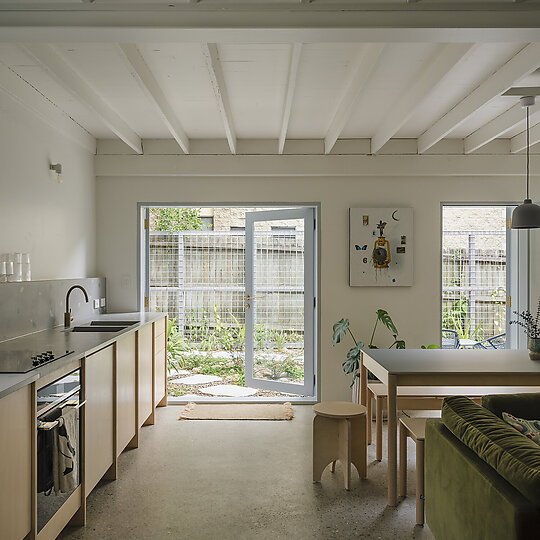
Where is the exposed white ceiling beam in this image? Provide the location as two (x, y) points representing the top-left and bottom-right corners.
(370, 43), (474, 154)
(465, 100), (540, 153)
(278, 43), (302, 155)
(2, 8), (540, 44)
(324, 43), (385, 154)
(118, 43), (189, 154)
(418, 42), (540, 154)
(21, 44), (142, 154)
(202, 43), (236, 155)
(96, 153), (535, 179)
(510, 121), (540, 152)
(0, 60), (96, 153)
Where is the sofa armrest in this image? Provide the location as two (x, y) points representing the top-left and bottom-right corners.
(482, 393), (540, 420)
(425, 418), (540, 540)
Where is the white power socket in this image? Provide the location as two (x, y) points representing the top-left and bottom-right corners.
(93, 299), (100, 309)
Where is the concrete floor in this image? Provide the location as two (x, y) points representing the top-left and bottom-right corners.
(60, 405), (435, 540)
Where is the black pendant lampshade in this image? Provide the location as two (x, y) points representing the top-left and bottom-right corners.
(511, 96), (540, 229)
(511, 198), (540, 229)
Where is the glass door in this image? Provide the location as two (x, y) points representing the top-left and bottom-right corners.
(245, 208), (316, 396)
(506, 206), (529, 349)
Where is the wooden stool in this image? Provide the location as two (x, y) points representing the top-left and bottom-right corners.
(399, 417), (427, 526)
(312, 401), (367, 490)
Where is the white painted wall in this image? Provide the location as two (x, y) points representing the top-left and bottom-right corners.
(96, 145), (530, 401)
(0, 101), (96, 279)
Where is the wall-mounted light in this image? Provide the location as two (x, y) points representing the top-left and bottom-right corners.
(49, 163), (62, 183)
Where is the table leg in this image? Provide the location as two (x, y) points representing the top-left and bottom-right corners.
(376, 396), (383, 461)
(367, 389), (372, 445)
(387, 374), (398, 506)
(360, 351), (368, 407)
(416, 439), (425, 526)
(399, 421), (407, 497)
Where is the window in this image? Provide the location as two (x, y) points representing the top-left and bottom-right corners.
(441, 205), (528, 350)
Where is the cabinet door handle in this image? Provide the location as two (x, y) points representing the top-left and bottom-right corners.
(38, 420), (59, 430)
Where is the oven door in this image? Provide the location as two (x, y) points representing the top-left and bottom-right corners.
(36, 369), (83, 532)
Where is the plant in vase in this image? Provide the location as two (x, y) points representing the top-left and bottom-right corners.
(332, 309), (405, 387)
(510, 301), (540, 360)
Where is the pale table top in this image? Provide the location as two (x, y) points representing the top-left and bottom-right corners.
(313, 401), (367, 418)
(362, 348), (540, 376)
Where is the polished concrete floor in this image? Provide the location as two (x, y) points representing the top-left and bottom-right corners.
(60, 405), (435, 540)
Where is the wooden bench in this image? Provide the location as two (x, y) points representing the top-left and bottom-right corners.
(399, 417), (427, 526)
(367, 383), (540, 460)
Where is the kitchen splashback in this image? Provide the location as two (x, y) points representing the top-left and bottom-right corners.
(0, 278), (105, 342)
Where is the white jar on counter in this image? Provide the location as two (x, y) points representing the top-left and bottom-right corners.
(22, 253), (31, 281)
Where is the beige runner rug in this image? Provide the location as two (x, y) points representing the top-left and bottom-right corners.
(178, 402), (294, 421)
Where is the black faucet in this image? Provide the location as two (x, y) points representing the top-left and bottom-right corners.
(64, 285), (89, 328)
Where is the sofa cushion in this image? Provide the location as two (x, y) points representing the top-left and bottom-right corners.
(503, 412), (540, 446)
(442, 396), (540, 504)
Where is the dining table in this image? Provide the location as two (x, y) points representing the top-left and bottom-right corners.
(360, 348), (540, 506)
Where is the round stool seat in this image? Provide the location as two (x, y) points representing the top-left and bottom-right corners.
(313, 401), (367, 419)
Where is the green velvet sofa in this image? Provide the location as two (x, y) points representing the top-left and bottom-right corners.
(425, 393), (540, 540)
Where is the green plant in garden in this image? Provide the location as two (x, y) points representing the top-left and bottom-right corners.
(166, 305), (306, 391)
(442, 296), (484, 340)
(254, 354), (304, 382)
(442, 297), (468, 328)
(151, 207), (207, 232)
(166, 318), (190, 371)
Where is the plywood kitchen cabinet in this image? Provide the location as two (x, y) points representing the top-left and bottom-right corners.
(0, 315), (166, 539)
(0, 384), (32, 540)
(154, 317), (167, 408)
(84, 346), (114, 496)
(137, 324), (154, 427)
(115, 333), (137, 455)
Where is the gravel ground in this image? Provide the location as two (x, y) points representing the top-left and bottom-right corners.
(167, 372), (302, 398)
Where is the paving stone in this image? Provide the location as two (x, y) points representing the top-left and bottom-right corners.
(210, 351), (234, 359)
(171, 374), (223, 385)
(168, 369), (190, 376)
(174, 394), (201, 401)
(199, 384), (258, 397)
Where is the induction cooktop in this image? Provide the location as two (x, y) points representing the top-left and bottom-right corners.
(0, 348), (74, 373)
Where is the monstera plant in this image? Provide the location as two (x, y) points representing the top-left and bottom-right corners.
(332, 309), (405, 386)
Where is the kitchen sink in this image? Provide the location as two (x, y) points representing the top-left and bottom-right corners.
(71, 326), (127, 333)
(89, 320), (139, 326)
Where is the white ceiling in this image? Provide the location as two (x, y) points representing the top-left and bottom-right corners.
(2, 3), (540, 154)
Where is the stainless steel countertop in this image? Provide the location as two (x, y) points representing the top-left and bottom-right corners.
(0, 372), (40, 399)
(0, 312), (166, 399)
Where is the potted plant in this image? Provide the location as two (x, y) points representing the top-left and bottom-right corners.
(333, 310), (440, 404)
(332, 309), (405, 388)
(510, 302), (540, 360)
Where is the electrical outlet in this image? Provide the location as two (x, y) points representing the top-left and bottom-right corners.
(93, 299), (100, 309)
(100, 298), (106, 307)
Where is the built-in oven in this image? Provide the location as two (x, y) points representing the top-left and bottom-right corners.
(36, 369), (84, 532)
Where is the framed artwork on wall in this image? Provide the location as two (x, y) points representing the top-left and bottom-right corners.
(349, 207), (413, 286)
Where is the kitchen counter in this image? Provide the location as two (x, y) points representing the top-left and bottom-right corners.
(0, 372), (39, 400)
(0, 312), (166, 399)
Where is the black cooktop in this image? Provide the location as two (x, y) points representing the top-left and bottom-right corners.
(0, 349), (74, 373)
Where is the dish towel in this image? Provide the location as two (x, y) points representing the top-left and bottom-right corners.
(53, 406), (78, 494)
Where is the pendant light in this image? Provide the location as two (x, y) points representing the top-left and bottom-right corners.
(511, 96), (540, 229)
